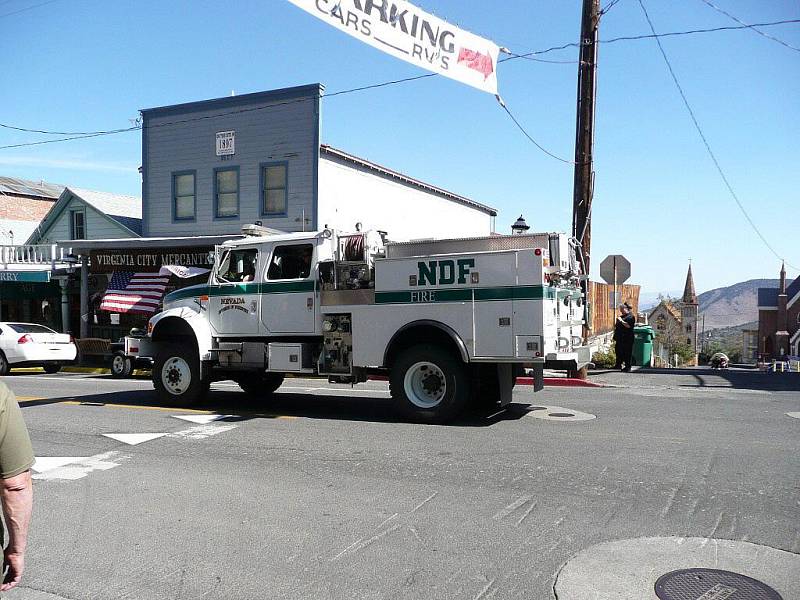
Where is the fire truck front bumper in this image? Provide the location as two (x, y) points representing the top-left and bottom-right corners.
(544, 345), (593, 371)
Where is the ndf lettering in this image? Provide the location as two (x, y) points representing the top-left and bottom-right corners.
(416, 259), (475, 286)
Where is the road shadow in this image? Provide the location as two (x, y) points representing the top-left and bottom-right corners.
(19, 386), (530, 428)
(590, 367), (800, 392)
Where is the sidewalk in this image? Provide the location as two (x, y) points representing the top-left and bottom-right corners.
(586, 366), (800, 392)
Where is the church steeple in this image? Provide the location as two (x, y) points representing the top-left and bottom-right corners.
(779, 261), (786, 294)
(682, 261), (698, 305)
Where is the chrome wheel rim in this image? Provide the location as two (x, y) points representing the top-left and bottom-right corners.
(162, 356), (191, 395)
(404, 361), (447, 409)
(112, 355), (126, 374)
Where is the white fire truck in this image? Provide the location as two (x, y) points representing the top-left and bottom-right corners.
(138, 226), (591, 423)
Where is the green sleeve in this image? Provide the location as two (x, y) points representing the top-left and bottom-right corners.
(0, 382), (35, 479)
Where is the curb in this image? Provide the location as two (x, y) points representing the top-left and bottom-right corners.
(11, 366), (107, 374)
(521, 377), (604, 388)
(367, 374), (604, 388)
(11, 366), (150, 376)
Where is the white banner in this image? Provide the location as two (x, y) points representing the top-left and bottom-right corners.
(160, 265), (211, 279)
(287, 0), (500, 95)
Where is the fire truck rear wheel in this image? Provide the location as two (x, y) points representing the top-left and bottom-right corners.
(237, 373), (285, 397)
(153, 343), (208, 406)
(390, 345), (470, 424)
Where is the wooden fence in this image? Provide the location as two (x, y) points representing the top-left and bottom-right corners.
(587, 281), (640, 335)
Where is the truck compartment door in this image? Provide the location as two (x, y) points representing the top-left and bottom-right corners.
(473, 299), (513, 357)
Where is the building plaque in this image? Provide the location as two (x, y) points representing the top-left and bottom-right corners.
(215, 131), (235, 156)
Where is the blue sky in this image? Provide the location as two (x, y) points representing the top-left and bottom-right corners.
(1, 0), (798, 294)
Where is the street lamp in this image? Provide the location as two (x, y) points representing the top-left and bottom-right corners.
(511, 215), (530, 235)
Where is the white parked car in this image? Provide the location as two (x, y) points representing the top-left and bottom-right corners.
(0, 322), (77, 375)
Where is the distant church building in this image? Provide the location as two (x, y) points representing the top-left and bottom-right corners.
(757, 263), (800, 359)
(648, 263), (700, 365)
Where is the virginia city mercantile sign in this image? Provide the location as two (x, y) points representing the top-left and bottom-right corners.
(89, 248), (215, 274)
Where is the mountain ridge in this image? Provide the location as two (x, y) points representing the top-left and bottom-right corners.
(698, 278), (778, 331)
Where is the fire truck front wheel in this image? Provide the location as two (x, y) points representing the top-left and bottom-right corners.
(390, 345), (470, 424)
(153, 344), (209, 406)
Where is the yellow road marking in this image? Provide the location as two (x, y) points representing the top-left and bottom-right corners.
(60, 401), (213, 414)
(19, 397), (296, 418)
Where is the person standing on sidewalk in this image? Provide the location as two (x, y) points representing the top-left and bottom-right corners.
(614, 302), (636, 372)
(0, 382), (34, 593)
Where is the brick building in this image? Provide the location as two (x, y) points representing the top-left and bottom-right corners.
(757, 263), (800, 358)
(0, 176), (63, 244)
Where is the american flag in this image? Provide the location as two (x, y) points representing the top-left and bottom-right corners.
(100, 272), (170, 315)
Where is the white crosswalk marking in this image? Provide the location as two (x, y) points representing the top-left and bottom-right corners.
(167, 423), (237, 439)
(32, 457), (84, 473)
(103, 433), (168, 445)
(34, 414), (243, 484)
(171, 414), (233, 425)
(32, 451), (129, 481)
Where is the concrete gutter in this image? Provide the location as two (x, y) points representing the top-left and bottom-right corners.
(10, 368), (606, 387)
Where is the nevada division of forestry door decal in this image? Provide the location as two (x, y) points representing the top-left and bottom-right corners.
(286, 0), (500, 95)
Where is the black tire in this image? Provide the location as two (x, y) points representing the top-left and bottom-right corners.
(236, 373), (285, 397)
(0, 353), (9, 376)
(389, 344), (470, 424)
(110, 352), (133, 378)
(152, 343), (208, 407)
(43, 364), (61, 374)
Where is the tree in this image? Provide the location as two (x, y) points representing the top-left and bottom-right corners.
(672, 342), (696, 365)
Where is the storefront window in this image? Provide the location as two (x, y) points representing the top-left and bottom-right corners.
(173, 171), (196, 220)
(215, 167), (239, 218)
(261, 163), (287, 216)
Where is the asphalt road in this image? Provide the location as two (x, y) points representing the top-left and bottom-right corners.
(2, 369), (799, 600)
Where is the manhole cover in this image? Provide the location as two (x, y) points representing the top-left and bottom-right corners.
(549, 412), (575, 417)
(655, 568), (783, 600)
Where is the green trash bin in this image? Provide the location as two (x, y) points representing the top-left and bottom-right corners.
(632, 325), (655, 367)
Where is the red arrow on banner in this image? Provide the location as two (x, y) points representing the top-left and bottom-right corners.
(457, 47), (494, 80)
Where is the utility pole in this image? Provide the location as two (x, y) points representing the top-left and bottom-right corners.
(571, 0), (601, 378)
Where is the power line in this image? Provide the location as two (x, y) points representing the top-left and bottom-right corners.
(0, 122), (139, 136)
(4, 16), (798, 138)
(501, 52), (577, 64)
(0, 0), (61, 19)
(636, 0), (798, 271)
(497, 100), (574, 164)
(0, 75), (444, 150)
(697, 0), (800, 53)
(600, 0), (624, 17)
(506, 18), (800, 60)
(4, 16), (800, 156)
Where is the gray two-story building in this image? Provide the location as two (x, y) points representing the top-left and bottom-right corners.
(141, 84), (496, 240)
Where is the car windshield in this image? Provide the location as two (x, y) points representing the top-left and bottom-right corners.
(7, 323), (56, 334)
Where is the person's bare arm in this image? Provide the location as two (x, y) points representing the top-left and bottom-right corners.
(1, 469), (32, 591)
